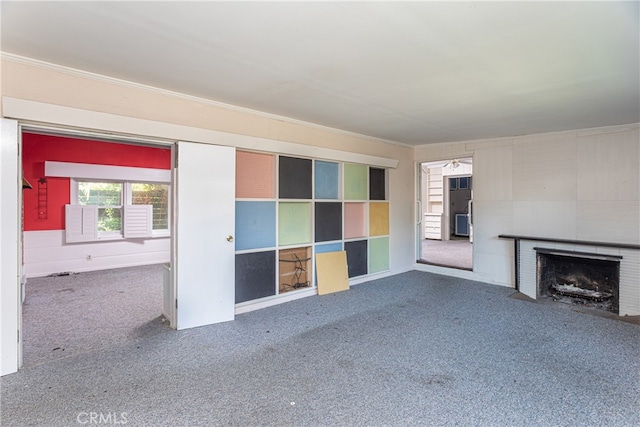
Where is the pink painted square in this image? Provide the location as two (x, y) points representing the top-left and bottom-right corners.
(236, 151), (275, 198)
(344, 202), (366, 238)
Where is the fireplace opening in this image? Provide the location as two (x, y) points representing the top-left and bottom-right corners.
(536, 248), (620, 314)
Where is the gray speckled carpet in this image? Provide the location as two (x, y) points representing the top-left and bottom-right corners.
(1, 268), (639, 426)
(21, 264), (166, 367)
(421, 238), (472, 270)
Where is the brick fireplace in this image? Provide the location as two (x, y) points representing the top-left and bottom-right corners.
(500, 235), (640, 317)
(536, 248), (620, 313)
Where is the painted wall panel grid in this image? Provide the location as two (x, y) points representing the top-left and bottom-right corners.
(235, 251), (276, 304)
(315, 202), (342, 242)
(345, 240), (368, 278)
(369, 202), (390, 237)
(279, 156), (312, 199)
(344, 202), (367, 239)
(315, 160), (339, 199)
(369, 237), (390, 273)
(315, 242), (343, 254)
(344, 163), (368, 200)
(235, 201), (276, 250)
(279, 202), (312, 246)
(235, 152), (390, 305)
(369, 167), (386, 200)
(236, 150), (275, 199)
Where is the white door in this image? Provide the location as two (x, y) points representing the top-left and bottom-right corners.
(415, 163), (422, 260)
(1, 118), (21, 375)
(174, 141), (235, 330)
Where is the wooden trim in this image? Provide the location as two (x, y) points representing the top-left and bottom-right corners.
(498, 235), (640, 251)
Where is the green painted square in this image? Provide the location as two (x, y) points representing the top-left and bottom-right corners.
(279, 202), (311, 246)
(369, 237), (390, 273)
(344, 163), (368, 200)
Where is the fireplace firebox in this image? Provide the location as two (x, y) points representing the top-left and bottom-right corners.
(536, 248), (620, 313)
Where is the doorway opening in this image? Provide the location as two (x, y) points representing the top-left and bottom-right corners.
(418, 158), (473, 270)
(20, 129), (173, 366)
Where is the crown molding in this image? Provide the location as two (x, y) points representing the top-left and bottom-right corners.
(1, 52), (410, 149)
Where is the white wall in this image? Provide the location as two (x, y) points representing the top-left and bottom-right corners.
(23, 231), (170, 278)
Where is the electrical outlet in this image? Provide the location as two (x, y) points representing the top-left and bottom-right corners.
(86, 255), (92, 261)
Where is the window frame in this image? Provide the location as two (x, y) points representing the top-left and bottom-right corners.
(75, 180), (124, 238)
(70, 175), (170, 240)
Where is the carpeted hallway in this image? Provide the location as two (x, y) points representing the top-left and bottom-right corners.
(1, 267), (639, 426)
(421, 237), (473, 270)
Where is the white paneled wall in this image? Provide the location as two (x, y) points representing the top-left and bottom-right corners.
(472, 200), (514, 285)
(512, 201), (577, 239)
(23, 230), (170, 278)
(576, 201), (640, 243)
(513, 136), (577, 201)
(414, 124), (640, 302)
(576, 129), (640, 201)
(470, 144), (513, 201)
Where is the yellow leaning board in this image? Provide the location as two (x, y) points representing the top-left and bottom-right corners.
(316, 251), (349, 296)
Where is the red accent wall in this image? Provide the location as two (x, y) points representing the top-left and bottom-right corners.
(22, 133), (171, 231)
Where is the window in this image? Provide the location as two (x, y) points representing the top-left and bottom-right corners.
(131, 183), (169, 231)
(67, 180), (169, 242)
(78, 182), (123, 235)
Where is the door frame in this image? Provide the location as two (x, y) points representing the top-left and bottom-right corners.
(442, 173), (473, 241)
(1, 118), (21, 375)
(10, 123), (176, 374)
(416, 157), (474, 267)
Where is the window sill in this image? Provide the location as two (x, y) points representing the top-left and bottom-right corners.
(94, 233), (171, 242)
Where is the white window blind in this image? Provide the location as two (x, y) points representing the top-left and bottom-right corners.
(65, 204), (153, 242)
(65, 205), (98, 243)
(123, 205), (153, 238)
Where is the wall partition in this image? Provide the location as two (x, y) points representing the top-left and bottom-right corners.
(235, 150), (390, 305)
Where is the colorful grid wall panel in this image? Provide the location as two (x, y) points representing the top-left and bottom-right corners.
(235, 201), (276, 250)
(344, 163), (368, 200)
(369, 237), (390, 273)
(344, 202), (366, 239)
(369, 202), (389, 236)
(279, 156), (312, 199)
(315, 160), (339, 199)
(345, 240), (368, 278)
(279, 202), (311, 246)
(279, 246), (312, 293)
(369, 168), (386, 200)
(315, 202), (342, 242)
(236, 151), (275, 198)
(235, 251), (276, 303)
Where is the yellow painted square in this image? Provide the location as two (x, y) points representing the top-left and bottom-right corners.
(369, 202), (389, 236)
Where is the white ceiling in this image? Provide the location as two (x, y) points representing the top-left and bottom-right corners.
(1, 1), (638, 146)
